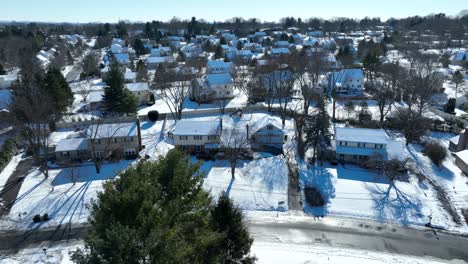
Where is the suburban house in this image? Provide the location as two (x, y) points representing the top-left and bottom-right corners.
(85, 90), (105, 111)
(114, 53), (130, 65)
(125, 83), (151, 105)
(54, 138), (90, 162)
(449, 128), (468, 174)
(326, 68), (364, 94)
(54, 121), (142, 163)
(124, 71), (137, 83)
(334, 127), (389, 162)
(206, 60), (234, 74)
(454, 150), (468, 175)
(170, 120), (221, 153)
(150, 47), (172, 57)
(249, 119), (287, 151)
(146, 56), (173, 69)
(191, 73), (234, 103)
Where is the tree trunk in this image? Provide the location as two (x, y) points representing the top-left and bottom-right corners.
(231, 164), (235, 179)
(95, 163), (101, 174)
(332, 99), (336, 121)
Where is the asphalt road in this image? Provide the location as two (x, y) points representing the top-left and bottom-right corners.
(1, 214), (467, 262)
(249, 217), (468, 262)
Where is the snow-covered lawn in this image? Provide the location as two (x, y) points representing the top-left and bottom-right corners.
(201, 155), (288, 211)
(0, 239), (449, 264)
(0, 154), (23, 196)
(407, 132), (468, 232)
(300, 130), (468, 233)
(300, 162), (450, 228)
(252, 241), (447, 264)
(3, 160), (133, 230)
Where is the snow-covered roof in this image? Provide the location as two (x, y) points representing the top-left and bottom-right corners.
(114, 53), (129, 62)
(206, 73), (233, 86)
(335, 127), (388, 144)
(332, 69), (364, 83)
(455, 149), (468, 164)
(124, 72), (137, 80)
(126, 82), (150, 92)
(271, 48), (290, 54)
(86, 123), (138, 139)
(55, 138), (89, 152)
(86, 90), (104, 103)
(207, 60), (233, 69)
(172, 120), (220, 136)
(146, 56), (171, 64)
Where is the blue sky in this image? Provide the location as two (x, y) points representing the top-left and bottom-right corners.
(1, 0), (466, 23)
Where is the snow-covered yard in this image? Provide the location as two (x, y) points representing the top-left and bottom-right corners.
(201, 154), (288, 211)
(300, 129), (468, 233)
(2, 160), (133, 230)
(300, 162), (449, 227)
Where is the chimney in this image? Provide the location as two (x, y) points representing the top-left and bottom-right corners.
(136, 117), (143, 151)
(246, 124), (249, 140)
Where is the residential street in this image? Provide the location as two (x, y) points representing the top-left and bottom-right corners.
(1, 214), (467, 262)
(248, 214), (468, 262)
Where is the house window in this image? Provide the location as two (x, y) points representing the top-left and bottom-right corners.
(96, 151), (104, 158)
(208, 135), (217, 140)
(267, 125), (273, 130)
(182, 145), (188, 151)
(345, 141), (348, 146)
(195, 145), (202, 152)
(194, 135), (202, 140)
(180, 136), (188, 140)
(284, 135), (288, 141)
(124, 148), (136, 155)
(363, 143), (366, 148)
(97, 139), (101, 144)
(131, 137), (134, 142)
(61, 152), (69, 157)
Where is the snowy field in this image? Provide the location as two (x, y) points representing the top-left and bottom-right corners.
(2, 160), (133, 230)
(300, 130), (468, 233)
(0, 239), (452, 264)
(252, 241), (449, 264)
(201, 154), (288, 211)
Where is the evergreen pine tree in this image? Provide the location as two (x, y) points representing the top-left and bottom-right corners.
(304, 96), (331, 162)
(214, 44), (224, 60)
(220, 36), (227, 45)
(103, 61), (138, 114)
(71, 149), (227, 263)
(136, 60), (148, 82)
(0, 64), (6, 75)
(236, 41), (243, 51)
(134, 38), (147, 57)
(42, 67), (74, 120)
(211, 192), (257, 264)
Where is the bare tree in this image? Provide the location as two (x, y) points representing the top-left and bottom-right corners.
(262, 69), (294, 126)
(154, 67), (192, 121)
(65, 163), (82, 185)
(219, 126), (250, 179)
(10, 76), (52, 178)
(231, 65), (252, 103)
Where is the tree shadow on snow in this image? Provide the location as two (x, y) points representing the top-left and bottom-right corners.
(300, 164), (336, 217)
(365, 182), (424, 225)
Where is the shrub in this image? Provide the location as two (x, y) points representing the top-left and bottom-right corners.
(304, 186), (325, 207)
(148, 110), (159, 122)
(0, 139), (17, 173)
(423, 141), (447, 166)
(33, 214), (42, 223)
(42, 213), (49, 221)
(444, 98), (456, 114)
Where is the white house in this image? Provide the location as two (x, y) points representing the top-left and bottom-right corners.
(126, 83), (151, 105)
(124, 71), (137, 83)
(170, 120), (221, 153)
(327, 69), (364, 94)
(191, 73), (234, 103)
(334, 127), (396, 162)
(250, 118), (287, 151)
(206, 60), (234, 74)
